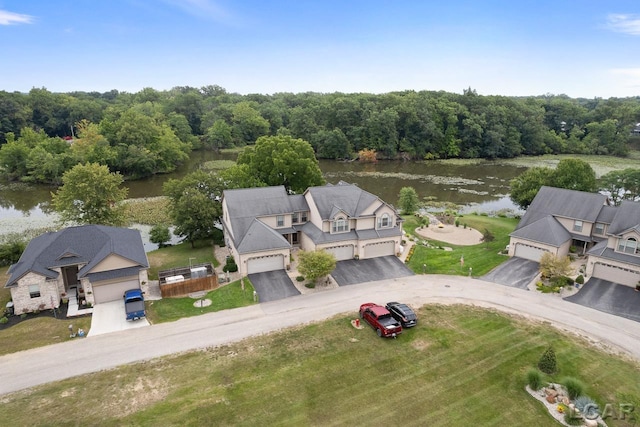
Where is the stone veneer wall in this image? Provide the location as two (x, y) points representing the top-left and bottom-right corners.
(10, 272), (61, 315)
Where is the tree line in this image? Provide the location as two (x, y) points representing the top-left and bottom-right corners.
(1, 85), (640, 184)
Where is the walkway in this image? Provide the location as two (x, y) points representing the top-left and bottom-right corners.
(1, 274), (640, 396)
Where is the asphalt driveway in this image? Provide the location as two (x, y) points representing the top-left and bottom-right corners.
(564, 278), (640, 323)
(248, 270), (300, 303)
(88, 300), (150, 337)
(331, 256), (414, 286)
(479, 257), (540, 289)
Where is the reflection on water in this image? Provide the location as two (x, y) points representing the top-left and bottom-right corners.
(0, 152), (527, 240)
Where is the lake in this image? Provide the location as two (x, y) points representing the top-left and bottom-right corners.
(0, 151), (527, 241)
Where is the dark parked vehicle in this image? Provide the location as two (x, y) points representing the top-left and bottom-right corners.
(385, 302), (418, 328)
(359, 302), (402, 338)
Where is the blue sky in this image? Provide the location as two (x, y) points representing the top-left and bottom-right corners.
(1, 0), (640, 97)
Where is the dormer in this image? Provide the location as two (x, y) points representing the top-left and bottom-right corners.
(331, 211), (350, 234)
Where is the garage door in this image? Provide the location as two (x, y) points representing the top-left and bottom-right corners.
(93, 278), (140, 304)
(247, 254), (284, 274)
(363, 241), (395, 258)
(324, 245), (354, 261)
(592, 263), (640, 287)
(514, 244), (548, 262)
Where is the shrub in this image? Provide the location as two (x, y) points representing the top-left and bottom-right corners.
(0, 316), (8, 324)
(455, 219), (460, 227)
(569, 246), (577, 253)
(538, 347), (557, 374)
(564, 411), (583, 426)
(526, 368), (544, 390)
(296, 276), (305, 282)
(551, 276), (574, 288)
(574, 395), (599, 418)
(223, 255), (238, 273)
(575, 275), (584, 284)
(562, 377), (585, 400)
(20, 313), (27, 319)
(305, 283), (315, 289)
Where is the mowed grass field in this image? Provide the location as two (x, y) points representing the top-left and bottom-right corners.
(2, 305), (639, 426)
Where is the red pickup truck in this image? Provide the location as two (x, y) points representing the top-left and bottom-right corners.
(359, 303), (403, 338)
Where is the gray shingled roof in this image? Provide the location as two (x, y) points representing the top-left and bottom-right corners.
(588, 240), (640, 266)
(223, 186), (309, 250)
(306, 182), (379, 220)
(510, 215), (571, 247)
(5, 225), (148, 288)
(607, 201), (640, 235)
(236, 219), (290, 254)
(516, 186), (607, 231)
(596, 205), (617, 224)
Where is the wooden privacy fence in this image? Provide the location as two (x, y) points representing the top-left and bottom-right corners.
(160, 275), (219, 298)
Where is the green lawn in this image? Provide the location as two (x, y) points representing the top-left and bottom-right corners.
(403, 214), (519, 276)
(1, 305), (638, 426)
(145, 278), (256, 324)
(147, 240), (220, 280)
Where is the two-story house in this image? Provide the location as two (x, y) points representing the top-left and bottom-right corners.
(222, 181), (403, 276)
(509, 186), (640, 288)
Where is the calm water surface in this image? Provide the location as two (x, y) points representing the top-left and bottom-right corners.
(0, 151), (527, 239)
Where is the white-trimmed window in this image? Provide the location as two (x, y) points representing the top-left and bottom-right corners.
(618, 237), (638, 254)
(301, 212), (308, 222)
(292, 212), (299, 224)
(378, 213), (391, 228)
(29, 284), (41, 298)
(332, 217), (348, 233)
(594, 223), (605, 235)
(573, 220), (583, 232)
(276, 215), (284, 227)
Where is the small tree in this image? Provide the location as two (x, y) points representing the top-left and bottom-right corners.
(358, 148), (378, 163)
(297, 250), (336, 284)
(481, 228), (495, 247)
(51, 162), (128, 226)
(539, 253), (573, 280)
(538, 346), (557, 374)
(398, 187), (420, 215)
(149, 225), (171, 248)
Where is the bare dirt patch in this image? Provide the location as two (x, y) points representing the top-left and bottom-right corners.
(414, 224), (483, 246)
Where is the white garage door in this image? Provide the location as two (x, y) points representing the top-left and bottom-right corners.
(363, 241), (395, 258)
(592, 263), (640, 287)
(324, 245), (354, 261)
(247, 254), (284, 274)
(514, 244), (547, 262)
(93, 278), (140, 304)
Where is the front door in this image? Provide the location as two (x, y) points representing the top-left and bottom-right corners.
(62, 266), (79, 291)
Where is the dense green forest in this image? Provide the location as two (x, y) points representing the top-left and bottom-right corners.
(1, 85), (640, 184)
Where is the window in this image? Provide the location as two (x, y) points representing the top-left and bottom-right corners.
(276, 215), (284, 227)
(292, 212), (299, 224)
(301, 212), (308, 222)
(29, 284), (41, 299)
(618, 237), (638, 254)
(332, 217), (348, 233)
(378, 213), (391, 228)
(594, 223), (605, 235)
(573, 220), (583, 232)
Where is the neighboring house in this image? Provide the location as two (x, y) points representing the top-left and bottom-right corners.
(222, 181), (403, 276)
(509, 186), (640, 288)
(5, 225), (149, 315)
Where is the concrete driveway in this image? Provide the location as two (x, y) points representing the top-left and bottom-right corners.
(479, 257), (539, 289)
(248, 270), (300, 303)
(331, 256), (414, 286)
(564, 278), (640, 323)
(88, 300), (150, 337)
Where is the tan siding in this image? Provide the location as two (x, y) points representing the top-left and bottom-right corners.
(91, 254), (138, 273)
